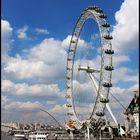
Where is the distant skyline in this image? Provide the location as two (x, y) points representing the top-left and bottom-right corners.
(1, 0), (139, 124)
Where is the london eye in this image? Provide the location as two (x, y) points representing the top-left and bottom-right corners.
(65, 5), (114, 139)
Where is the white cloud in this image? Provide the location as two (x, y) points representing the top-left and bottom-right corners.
(126, 83), (139, 92)
(35, 28), (49, 35)
(1, 96), (11, 105)
(47, 101), (56, 105)
(2, 79), (64, 100)
(2, 38), (67, 82)
(48, 104), (93, 121)
(3, 31), (133, 84)
(1, 10), (139, 124)
(4, 101), (42, 111)
(112, 67), (139, 84)
(17, 25), (29, 39)
(29, 38), (67, 65)
(49, 104), (66, 115)
(112, 0), (139, 53)
(3, 57), (49, 80)
(113, 54), (130, 67)
(1, 98), (66, 123)
(1, 19), (13, 62)
(73, 80), (96, 96)
(62, 35), (92, 49)
(1, 99), (44, 122)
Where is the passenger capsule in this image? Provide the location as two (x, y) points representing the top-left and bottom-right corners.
(100, 98), (109, 103)
(104, 66), (114, 71)
(104, 35), (113, 40)
(71, 40), (76, 43)
(96, 111), (105, 116)
(87, 6), (98, 10)
(67, 67), (71, 70)
(102, 23), (110, 28)
(67, 86), (70, 89)
(104, 49), (114, 54)
(67, 58), (72, 61)
(67, 112), (73, 116)
(84, 7), (89, 11)
(81, 12), (84, 15)
(95, 8), (103, 13)
(66, 104), (72, 107)
(65, 94), (71, 98)
(99, 14), (107, 19)
(70, 48), (75, 52)
(102, 82), (112, 87)
(66, 76), (70, 80)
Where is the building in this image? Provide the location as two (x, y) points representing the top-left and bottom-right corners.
(1, 122), (19, 132)
(124, 90), (139, 137)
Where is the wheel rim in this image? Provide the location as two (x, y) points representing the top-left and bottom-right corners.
(66, 6), (114, 130)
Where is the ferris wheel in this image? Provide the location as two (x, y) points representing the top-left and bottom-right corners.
(65, 5), (114, 138)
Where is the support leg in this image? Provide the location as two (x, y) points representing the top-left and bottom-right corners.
(85, 126), (90, 140)
(70, 130), (73, 140)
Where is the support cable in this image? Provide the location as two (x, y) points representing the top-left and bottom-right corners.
(40, 109), (72, 140)
(91, 74), (127, 110)
(110, 91), (127, 110)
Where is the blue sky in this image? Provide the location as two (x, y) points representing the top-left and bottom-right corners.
(2, 0), (123, 46)
(1, 0), (139, 124)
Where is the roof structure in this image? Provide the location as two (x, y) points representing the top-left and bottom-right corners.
(124, 90), (139, 115)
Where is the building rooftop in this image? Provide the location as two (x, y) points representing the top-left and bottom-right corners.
(124, 90), (139, 115)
